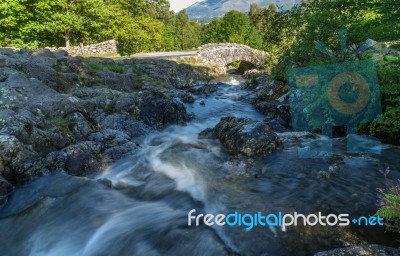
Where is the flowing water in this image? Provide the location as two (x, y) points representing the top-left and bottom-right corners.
(0, 75), (399, 255)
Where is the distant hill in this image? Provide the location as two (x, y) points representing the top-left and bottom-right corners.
(186, 0), (300, 20)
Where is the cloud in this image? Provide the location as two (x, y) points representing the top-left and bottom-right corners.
(169, 0), (202, 12)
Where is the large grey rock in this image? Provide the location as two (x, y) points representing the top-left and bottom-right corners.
(189, 84), (218, 95)
(133, 59), (199, 89)
(43, 141), (106, 176)
(254, 101), (291, 127)
(132, 89), (190, 127)
(97, 71), (140, 92)
(244, 73), (291, 128)
(314, 244), (400, 256)
(178, 92), (195, 104)
(0, 135), (42, 183)
(99, 113), (151, 138)
(89, 129), (139, 160)
(111, 89), (189, 128)
(69, 112), (95, 141)
(74, 87), (189, 128)
(0, 48), (203, 185)
(0, 176), (13, 208)
(200, 116), (283, 156)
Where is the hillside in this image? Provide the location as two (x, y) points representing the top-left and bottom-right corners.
(186, 0), (300, 20)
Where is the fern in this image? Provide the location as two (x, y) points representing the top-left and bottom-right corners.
(376, 206), (400, 219)
(375, 187), (400, 220)
(384, 194), (400, 206)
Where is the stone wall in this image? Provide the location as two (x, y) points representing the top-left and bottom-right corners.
(197, 43), (268, 67)
(47, 40), (117, 56)
(384, 40), (400, 48)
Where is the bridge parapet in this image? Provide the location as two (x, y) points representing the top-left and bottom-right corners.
(196, 43), (267, 67)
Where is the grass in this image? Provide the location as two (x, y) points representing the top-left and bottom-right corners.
(82, 53), (121, 58)
(176, 57), (201, 65)
(108, 63), (125, 74)
(83, 59), (103, 74)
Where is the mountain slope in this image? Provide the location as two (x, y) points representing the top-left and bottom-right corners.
(186, 0), (299, 20)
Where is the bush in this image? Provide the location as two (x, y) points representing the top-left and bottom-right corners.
(376, 178), (400, 233)
(364, 52), (400, 144)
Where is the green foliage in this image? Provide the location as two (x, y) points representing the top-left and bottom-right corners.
(0, 0), (203, 54)
(0, 0), (37, 47)
(376, 181), (400, 233)
(376, 195), (400, 219)
(202, 10), (263, 49)
(107, 63), (125, 74)
(366, 53), (400, 143)
(176, 57), (201, 65)
(83, 59), (103, 74)
(261, 0), (400, 79)
(116, 16), (164, 55)
(172, 11), (202, 50)
(246, 0), (400, 144)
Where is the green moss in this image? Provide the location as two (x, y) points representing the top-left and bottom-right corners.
(33, 164), (42, 175)
(131, 64), (143, 76)
(102, 104), (117, 115)
(107, 63), (125, 74)
(93, 151), (103, 160)
(83, 59), (103, 74)
(155, 80), (166, 88)
(50, 115), (71, 135)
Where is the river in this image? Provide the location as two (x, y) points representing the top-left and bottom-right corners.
(0, 75), (399, 255)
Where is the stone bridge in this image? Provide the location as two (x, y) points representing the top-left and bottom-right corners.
(196, 43), (268, 67)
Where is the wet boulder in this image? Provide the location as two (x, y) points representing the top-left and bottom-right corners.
(314, 244), (400, 256)
(99, 113), (151, 138)
(69, 112), (95, 141)
(43, 141), (107, 176)
(254, 101), (291, 127)
(0, 176), (13, 208)
(178, 92), (195, 104)
(133, 59), (199, 89)
(189, 84), (218, 95)
(244, 73), (292, 128)
(97, 71), (141, 92)
(88, 129), (139, 160)
(200, 116), (283, 157)
(132, 89), (190, 128)
(0, 135), (41, 183)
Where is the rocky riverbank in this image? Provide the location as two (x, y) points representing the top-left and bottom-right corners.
(0, 50), (399, 255)
(0, 48), (224, 203)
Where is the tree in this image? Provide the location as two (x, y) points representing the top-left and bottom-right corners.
(202, 10), (263, 49)
(0, 0), (202, 53)
(115, 15), (164, 55)
(173, 10), (201, 50)
(0, 0), (36, 47)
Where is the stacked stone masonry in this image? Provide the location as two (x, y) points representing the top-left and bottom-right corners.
(197, 43), (267, 67)
(47, 40), (117, 56)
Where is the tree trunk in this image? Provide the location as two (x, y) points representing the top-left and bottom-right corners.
(65, 32), (70, 48)
(79, 42), (84, 54)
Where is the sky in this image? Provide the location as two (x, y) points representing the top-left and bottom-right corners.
(169, 0), (201, 12)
